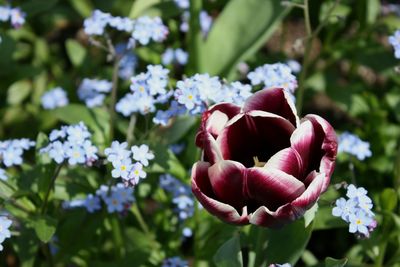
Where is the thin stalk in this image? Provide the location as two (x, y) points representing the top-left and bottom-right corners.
(110, 216), (125, 259)
(295, 0), (313, 115)
(108, 58), (121, 143)
(126, 114), (137, 146)
(253, 227), (268, 267)
(41, 164), (63, 214)
(131, 204), (150, 234)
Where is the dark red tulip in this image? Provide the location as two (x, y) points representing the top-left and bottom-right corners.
(191, 88), (337, 227)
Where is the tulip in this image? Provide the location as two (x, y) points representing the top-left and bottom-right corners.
(191, 88), (337, 227)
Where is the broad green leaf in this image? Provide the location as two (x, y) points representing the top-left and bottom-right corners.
(213, 235), (243, 267)
(304, 203), (318, 227)
(149, 147), (187, 180)
(319, 2), (351, 24)
(198, 0), (288, 78)
(325, 257), (348, 267)
(157, 116), (198, 145)
(314, 206), (347, 230)
(66, 39), (87, 67)
(68, 0), (94, 17)
(366, 0), (380, 24)
(380, 188), (398, 212)
(32, 216), (57, 243)
(7, 80), (31, 105)
(129, 0), (161, 18)
(265, 219), (313, 265)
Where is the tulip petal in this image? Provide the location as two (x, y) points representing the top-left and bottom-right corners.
(218, 111), (295, 168)
(208, 160), (246, 211)
(196, 103), (241, 146)
(243, 88), (299, 127)
(249, 204), (296, 228)
(290, 115), (337, 191)
(191, 161), (249, 225)
(246, 168), (305, 211)
(202, 132), (223, 164)
(304, 115), (338, 191)
(291, 171), (325, 213)
(264, 147), (304, 178)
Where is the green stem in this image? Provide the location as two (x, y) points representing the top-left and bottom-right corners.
(253, 227), (268, 267)
(130, 204), (150, 234)
(187, 0), (202, 74)
(375, 242), (387, 267)
(295, 0), (313, 115)
(110, 216), (125, 259)
(126, 114), (137, 146)
(41, 164), (63, 214)
(108, 58), (120, 143)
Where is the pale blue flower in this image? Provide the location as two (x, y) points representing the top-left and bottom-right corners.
(338, 132), (372, 160)
(65, 145), (86, 165)
(0, 168), (7, 181)
(0, 216), (12, 251)
(9, 8), (25, 28)
(84, 194), (101, 213)
(104, 192), (124, 213)
(128, 162), (146, 184)
(162, 256), (188, 267)
(332, 197), (357, 222)
(131, 144), (154, 166)
(111, 158), (133, 180)
(199, 11), (212, 36)
(78, 78), (112, 108)
(389, 30), (400, 59)
(0, 6), (11, 22)
(174, 0), (190, 9)
(1, 147), (23, 167)
(349, 210), (373, 236)
(41, 87), (69, 110)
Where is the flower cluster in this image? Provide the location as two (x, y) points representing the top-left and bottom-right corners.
(247, 63), (298, 94)
(160, 174), (194, 220)
(338, 132), (372, 160)
(389, 30), (400, 59)
(0, 138), (35, 168)
(161, 256), (188, 267)
(40, 122), (98, 165)
(105, 141), (153, 186)
(41, 87), (69, 110)
(84, 10), (168, 45)
(0, 216), (12, 251)
(0, 5), (25, 28)
(162, 48), (188, 66)
(78, 78), (112, 108)
(269, 264), (291, 267)
(153, 74), (254, 125)
(63, 183), (135, 214)
(332, 184), (376, 237)
(116, 65), (170, 116)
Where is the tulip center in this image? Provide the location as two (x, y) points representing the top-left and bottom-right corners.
(253, 156), (266, 167)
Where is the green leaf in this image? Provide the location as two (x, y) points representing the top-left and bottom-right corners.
(157, 116), (198, 145)
(380, 188), (398, 212)
(68, 0), (94, 17)
(129, 0), (161, 18)
(319, 2), (351, 24)
(149, 147), (187, 180)
(314, 206), (347, 230)
(32, 216), (57, 243)
(213, 235), (243, 267)
(198, 0), (288, 78)
(325, 257), (348, 267)
(66, 39), (87, 67)
(7, 80), (31, 105)
(304, 203), (318, 227)
(265, 219), (313, 265)
(366, 0), (380, 24)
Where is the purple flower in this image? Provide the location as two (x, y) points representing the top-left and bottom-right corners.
(192, 88), (337, 227)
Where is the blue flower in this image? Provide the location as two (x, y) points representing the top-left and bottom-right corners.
(332, 197), (357, 222)
(131, 144), (154, 166)
(173, 0), (190, 9)
(41, 87), (69, 110)
(0, 216), (12, 251)
(338, 132), (372, 160)
(0, 6), (11, 22)
(349, 210), (373, 236)
(132, 16), (168, 45)
(104, 192), (124, 213)
(0, 168), (7, 181)
(9, 8), (25, 28)
(111, 158), (133, 180)
(84, 194), (101, 213)
(78, 78), (112, 108)
(389, 30), (400, 59)
(162, 256), (188, 267)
